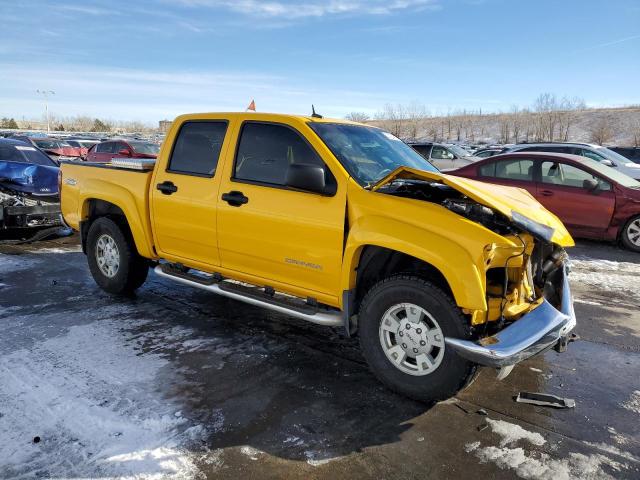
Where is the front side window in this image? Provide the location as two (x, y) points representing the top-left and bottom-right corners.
(168, 121), (228, 176)
(431, 146), (454, 160)
(234, 122), (325, 186)
(95, 142), (114, 153)
(579, 149), (606, 162)
(130, 141), (160, 155)
(541, 161), (611, 190)
(309, 123), (437, 186)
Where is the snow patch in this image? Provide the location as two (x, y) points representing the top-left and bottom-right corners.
(486, 419), (546, 447)
(240, 445), (262, 460)
(622, 390), (640, 414)
(569, 258), (640, 299)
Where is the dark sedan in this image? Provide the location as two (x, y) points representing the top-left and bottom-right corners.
(450, 152), (640, 251)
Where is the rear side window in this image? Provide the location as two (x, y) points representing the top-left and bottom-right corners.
(95, 142), (114, 153)
(234, 122), (324, 186)
(168, 121), (228, 176)
(481, 159), (534, 181)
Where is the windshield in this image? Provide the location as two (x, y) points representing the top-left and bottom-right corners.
(447, 145), (471, 157)
(582, 157), (640, 188)
(129, 141), (160, 155)
(596, 146), (635, 164)
(34, 140), (71, 149)
(0, 144), (58, 167)
(308, 123), (438, 186)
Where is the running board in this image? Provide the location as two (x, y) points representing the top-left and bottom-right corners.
(154, 265), (343, 327)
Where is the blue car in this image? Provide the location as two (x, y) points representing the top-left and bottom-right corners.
(0, 138), (62, 229)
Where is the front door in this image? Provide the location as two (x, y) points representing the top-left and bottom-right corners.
(151, 120), (231, 267)
(430, 145), (455, 170)
(216, 121), (346, 297)
(536, 161), (615, 236)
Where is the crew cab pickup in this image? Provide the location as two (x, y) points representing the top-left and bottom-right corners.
(60, 112), (576, 402)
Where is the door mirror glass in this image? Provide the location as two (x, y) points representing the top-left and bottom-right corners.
(286, 163), (328, 194)
(601, 159), (614, 167)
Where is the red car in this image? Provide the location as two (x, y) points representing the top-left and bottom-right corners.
(31, 138), (83, 160)
(450, 152), (640, 251)
(86, 139), (160, 163)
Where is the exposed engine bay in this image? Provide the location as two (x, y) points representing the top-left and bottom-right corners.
(378, 179), (568, 330)
(0, 186), (61, 229)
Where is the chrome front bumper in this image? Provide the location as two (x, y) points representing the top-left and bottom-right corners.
(445, 264), (576, 368)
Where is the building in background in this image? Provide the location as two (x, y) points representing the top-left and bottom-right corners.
(158, 120), (172, 133)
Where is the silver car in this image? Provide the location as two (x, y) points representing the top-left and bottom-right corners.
(506, 143), (640, 180)
(408, 142), (479, 170)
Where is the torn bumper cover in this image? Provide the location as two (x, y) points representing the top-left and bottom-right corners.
(445, 263), (576, 368)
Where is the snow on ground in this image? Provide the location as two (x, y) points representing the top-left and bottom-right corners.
(465, 419), (632, 480)
(569, 257), (640, 301)
(622, 390), (640, 414)
(0, 304), (213, 479)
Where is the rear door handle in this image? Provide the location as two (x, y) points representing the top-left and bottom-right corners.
(221, 190), (249, 207)
(540, 189), (554, 197)
(157, 181), (178, 195)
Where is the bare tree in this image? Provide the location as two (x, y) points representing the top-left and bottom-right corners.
(589, 117), (615, 145)
(345, 112), (370, 123)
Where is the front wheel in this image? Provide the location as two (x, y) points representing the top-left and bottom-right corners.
(86, 217), (149, 294)
(621, 216), (640, 252)
(358, 275), (477, 403)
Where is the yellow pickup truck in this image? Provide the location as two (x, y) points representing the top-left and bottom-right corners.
(60, 112), (576, 402)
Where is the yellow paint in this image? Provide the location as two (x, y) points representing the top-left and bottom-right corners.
(60, 112), (574, 323)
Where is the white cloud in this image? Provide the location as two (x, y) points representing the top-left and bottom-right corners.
(175, 0), (439, 19)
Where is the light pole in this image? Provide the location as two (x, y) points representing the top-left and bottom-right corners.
(36, 89), (55, 134)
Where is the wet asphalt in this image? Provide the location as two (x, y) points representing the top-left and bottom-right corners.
(0, 234), (639, 479)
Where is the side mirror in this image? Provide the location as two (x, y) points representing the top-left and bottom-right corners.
(118, 148), (132, 157)
(601, 159), (614, 167)
(583, 178), (598, 191)
(286, 163), (328, 194)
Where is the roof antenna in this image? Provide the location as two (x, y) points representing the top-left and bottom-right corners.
(311, 104), (323, 119)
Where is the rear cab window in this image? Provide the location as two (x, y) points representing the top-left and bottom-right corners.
(167, 121), (228, 177)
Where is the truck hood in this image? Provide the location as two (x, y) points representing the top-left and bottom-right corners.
(371, 167), (573, 246)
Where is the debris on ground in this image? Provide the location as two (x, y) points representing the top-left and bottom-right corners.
(515, 392), (576, 409)
(477, 408), (488, 416)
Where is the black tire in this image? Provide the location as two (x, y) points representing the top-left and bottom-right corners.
(621, 215), (640, 252)
(358, 275), (477, 403)
(86, 217), (149, 294)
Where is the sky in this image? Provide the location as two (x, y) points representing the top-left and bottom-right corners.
(1, 0), (639, 125)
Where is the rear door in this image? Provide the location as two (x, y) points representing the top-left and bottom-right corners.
(537, 160), (615, 236)
(151, 120), (232, 267)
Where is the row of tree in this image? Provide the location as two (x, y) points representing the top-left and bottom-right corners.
(347, 93), (640, 146)
(0, 118), (19, 129)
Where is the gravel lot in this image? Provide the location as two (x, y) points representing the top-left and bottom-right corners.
(0, 234), (639, 479)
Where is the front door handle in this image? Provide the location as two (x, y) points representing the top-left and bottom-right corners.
(221, 190), (249, 207)
(540, 189), (554, 197)
(157, 181), (178, 195)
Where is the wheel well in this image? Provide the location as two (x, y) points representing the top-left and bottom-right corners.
(353, 246), (454, 313)
(81, 199), (132, 252)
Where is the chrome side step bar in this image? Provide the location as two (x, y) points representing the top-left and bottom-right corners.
(154, 265), (343, 327)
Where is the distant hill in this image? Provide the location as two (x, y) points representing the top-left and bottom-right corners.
(370, 106), (640, 147)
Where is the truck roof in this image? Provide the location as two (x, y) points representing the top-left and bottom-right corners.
(173, 112), (363, 125)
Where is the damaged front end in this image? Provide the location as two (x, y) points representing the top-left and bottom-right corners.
(0, 162), (62, 230)
(374, 167), (576, 375)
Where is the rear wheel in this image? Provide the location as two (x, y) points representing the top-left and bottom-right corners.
(358, 275), (477, 403)
(86, 217), (148, 294)
(621, 216), (640, 252)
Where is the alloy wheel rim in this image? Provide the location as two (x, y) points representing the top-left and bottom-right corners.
(96, 234), (120, 278)
(378, 303), (445, 376)
(627, 219), (640, 247)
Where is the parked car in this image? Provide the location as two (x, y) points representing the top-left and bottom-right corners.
(474, 147), (504, 158)
(0, 139), (61, 229)
(451, 152), (640, 251)
(65, 139), (100, 159)
(505, 142), (640, 180)
(407, 142), (480, 170)
(610, 146), (640, 164)
(60, 112), (576, 403)
(86, 139), (160, 163)
(30, 138), (83, 161)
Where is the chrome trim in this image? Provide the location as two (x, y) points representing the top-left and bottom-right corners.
(154, 266), (343, 327)
(445, 264), (575, 368)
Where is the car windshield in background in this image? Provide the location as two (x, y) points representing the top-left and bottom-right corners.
(309, 123), (438, 186)
(130, 142), (160, 155)
(34, 140), (71, 149)
(582, 157), (640, 188)
(448, 145), (470, 157)
(0, 144), (57, 167)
